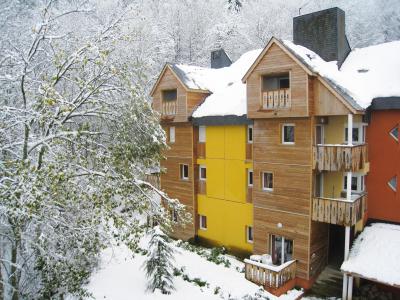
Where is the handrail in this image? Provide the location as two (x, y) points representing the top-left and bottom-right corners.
(244, 259), (296, 272)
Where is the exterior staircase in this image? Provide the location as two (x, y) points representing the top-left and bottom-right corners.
(306, 265), (343, 299)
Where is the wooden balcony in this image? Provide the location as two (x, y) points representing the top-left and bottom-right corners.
(313, 144), (368, 172)
(244, 259), (296, 291)
(262, 89), (291, 109)
(161, 100), (177, 116)
(198, 180), (206, 195)
(312, 194), (367, 226)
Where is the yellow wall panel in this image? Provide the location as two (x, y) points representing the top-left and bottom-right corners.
(197, 196), (253, 253)
(323, 171), (343, 198)
(225, 160), (246, 202)
(225, 126), (246, 160)
(207, 159), (225, 199)
(206, 126), (225, 159)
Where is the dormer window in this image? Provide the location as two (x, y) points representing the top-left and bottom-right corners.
(262, 73), (291, 109)
(162, 89), (177, 116)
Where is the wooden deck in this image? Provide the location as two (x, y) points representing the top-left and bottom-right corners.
(313, 144), (368, 172)
(312, 194), (367, 226)
(244, 259), (297, 290)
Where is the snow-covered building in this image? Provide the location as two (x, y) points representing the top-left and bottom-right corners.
(150, 6), (400, 299)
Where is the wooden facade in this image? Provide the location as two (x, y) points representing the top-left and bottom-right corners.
(151, 37), (369, 293)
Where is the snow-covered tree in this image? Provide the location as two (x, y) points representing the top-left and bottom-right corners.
(143, 226), (176, 295)
(0, 1), (188, 299)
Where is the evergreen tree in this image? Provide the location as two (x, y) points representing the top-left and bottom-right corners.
(143, 226), (176, 295)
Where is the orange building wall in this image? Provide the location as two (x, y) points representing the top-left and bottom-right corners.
(367, 110), (400, 223)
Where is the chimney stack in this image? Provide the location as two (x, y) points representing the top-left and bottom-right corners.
(293, 7), (351, 67)
(211, 49), (232, 69)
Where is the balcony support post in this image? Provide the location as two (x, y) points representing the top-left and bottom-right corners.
(347, 114), (353, 146)
(348, 275), (354, 300)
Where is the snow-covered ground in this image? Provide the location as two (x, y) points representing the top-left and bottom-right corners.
(84, 235), (303, 300)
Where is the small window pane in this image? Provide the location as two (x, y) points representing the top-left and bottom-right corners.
(200, 215), (207, 230)
(248, 170), (253, 186)
(169, 127), (175, 143)
(200, 166), (206, 180)
(345, 127), (360, 143)
(283, 125), (294, 144)
(247, 226), (253, 243)
(247, 125), (253, 143)
(390, 126), (399, 141)
(199, 126), (206, 143)
(263, 172), (273, 190)
(163, 89), (177, 101)
(388, 176), (397, 192)
(180, 164), (189, 180)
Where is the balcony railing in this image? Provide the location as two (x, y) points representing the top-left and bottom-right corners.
(162, 100), (177, 116)
(262, 89), (291, 109)
(244, 259), (296, 290)
(312, 193), (367, 226)
(313, 144), (368, 172)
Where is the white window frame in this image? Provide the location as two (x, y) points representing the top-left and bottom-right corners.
(389, 125), (399, 142)
(180, 164), (189, 180)
(199, 126), (206, 143)
(246, 226), (254, 243)
(345, 123), (367, 144)
(199, 215), (207, 230)
(343, 173), (365, 193)
(262, 172), (273, 191)
(388, 176), (397, 192)
(248, 169), (253, 187)
(247, 125), (253, 144)
(199, 165), (206, 181)
(169, 126), (175, 143)
(282, 124), (295, 145)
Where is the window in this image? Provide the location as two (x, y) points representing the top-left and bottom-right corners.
(282, 124), (295, 144)
(248, 169), (253, 187)
(344, 174), (365, 193)
(390, 125), (399, 142)
(388, 176), (397, 192)
(199, 126), (206, 143)
(246, 226), (253, 243)
(169, 126), (175, 143)
(199, 215), (207, 230)
(172, 209), (178, 222)
(262, 73), (291, 109)
(262, 172), (273, 191)
(345, 124), (367, 144)
(162, 89), (177, 101)
(180, 164), (189, 180)
(247, 125), (253, 143)
(270, 235), (293, 265)
(199, 165), (206, 181)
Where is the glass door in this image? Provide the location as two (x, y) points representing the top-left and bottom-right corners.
(271, 235), (293, 265)
(316, 125), (324, 145)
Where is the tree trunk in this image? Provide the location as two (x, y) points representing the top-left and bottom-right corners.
(10, 244), (19, 300)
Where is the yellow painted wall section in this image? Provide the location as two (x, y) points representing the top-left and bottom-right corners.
(197, 195), (253, 253)
(323, 171), (343, 199)
(196, 125), (253, 253)
(323, 115), (364, 144)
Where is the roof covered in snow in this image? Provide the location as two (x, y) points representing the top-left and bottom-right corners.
(170, 49), (262, 118)
(341, 223), (400, 287)
(282, 39), (400, 109)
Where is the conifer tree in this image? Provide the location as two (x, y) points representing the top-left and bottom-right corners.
(143, 226), (176, 295)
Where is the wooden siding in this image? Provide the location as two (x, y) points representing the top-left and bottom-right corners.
(152, 68), (187, 123)
(161, 123), (195, 240)
(187, 91), (209, 117)
(253, 207), (310, 279)
(246, 44), (309, 119)
(313, 79), (350, 116)
(246, 143), (253, 160)
(309, 220), (329, 278)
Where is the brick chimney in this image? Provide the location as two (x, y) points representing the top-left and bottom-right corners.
(293, 7), (351, 67)
(211, 49), (232, 69)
